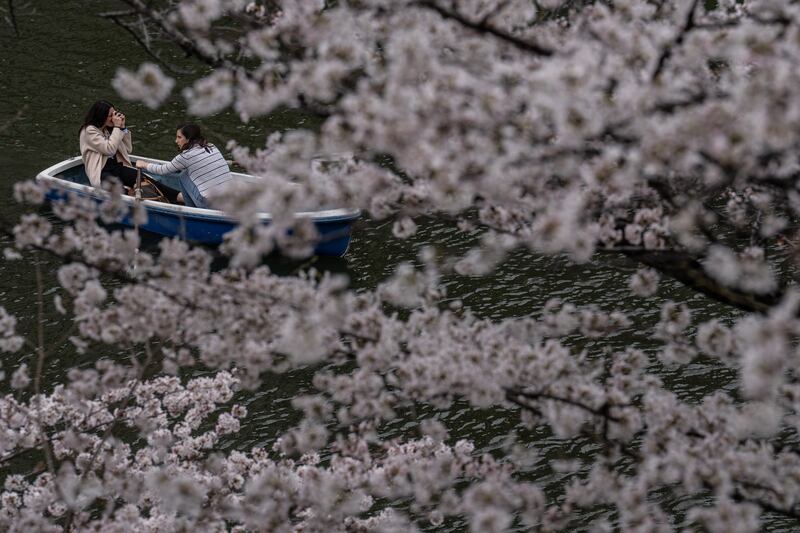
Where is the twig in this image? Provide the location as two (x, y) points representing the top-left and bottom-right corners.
(506, 387), (629, 421)
(652, 0), (700, 82)
(30, 261), (71, 516)
(116, 0), (225, 68)
(7, 0), (18, 36)
(100, 11), (193, 75)
(414, 0), (554, 57)
(0, 418), (115, 467)
(33, 263), (46, 396)
(64, 341), (155, 532)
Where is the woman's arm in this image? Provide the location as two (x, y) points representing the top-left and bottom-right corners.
(142, 153), (189, 175)
(81, 126), (126, 157)
(115, 112), (132, 155)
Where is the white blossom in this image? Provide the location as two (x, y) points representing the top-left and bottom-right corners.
(629, 267), (660, 297)
(10, 363), (30, 389)
(112, 62), (175, 109)
(7, 1), (800, 530)
(183, 69), (234, 116)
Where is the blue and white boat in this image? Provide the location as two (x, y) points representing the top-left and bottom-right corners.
(36, 156), (361, 257)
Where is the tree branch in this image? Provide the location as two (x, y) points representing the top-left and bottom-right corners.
(506, 387), (630, 421)
(115, 0), (225, 68)
(619, 249), (780, 313)
(100, 11), (193, 75)
(414, 0), (554, 57)
(5, 0), (18, 36)
(651, 0), (700, 82)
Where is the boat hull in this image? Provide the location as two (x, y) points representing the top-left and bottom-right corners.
(36, 157), (360, 257)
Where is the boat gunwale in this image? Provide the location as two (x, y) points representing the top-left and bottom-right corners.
(36, 156), (362, 223)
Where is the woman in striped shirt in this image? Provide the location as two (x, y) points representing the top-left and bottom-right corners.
(136, 124), (234, 208)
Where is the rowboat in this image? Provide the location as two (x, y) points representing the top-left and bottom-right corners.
(35, 156), (360, 257)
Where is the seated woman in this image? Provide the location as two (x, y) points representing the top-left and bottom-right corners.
(79, 100), (180, 202)
(136, 124), (233, 208)
(79, 100), (137, 188)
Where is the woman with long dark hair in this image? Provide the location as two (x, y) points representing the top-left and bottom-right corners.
(136, 123), (234, 208)
(79, 100), (137, 188)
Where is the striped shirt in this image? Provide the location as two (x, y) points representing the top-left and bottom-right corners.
(144, 144), (233, 208)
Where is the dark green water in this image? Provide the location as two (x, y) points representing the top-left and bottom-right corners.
(1, 3), (789, 531)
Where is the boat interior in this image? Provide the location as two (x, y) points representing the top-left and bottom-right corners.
(56, 163), (182, 204)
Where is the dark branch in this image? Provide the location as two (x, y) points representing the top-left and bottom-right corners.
(414, 0), (554, 57)
(7, 0), (18, 36)
(505, 387), (629, 421)
(731, 487), (800, 521)
(650, 89), (714, 114)
(651, 0), (700, 82)
(101, 12), (193, 76)
(619, 249), (781, 314)
(116, 0), (225, 68)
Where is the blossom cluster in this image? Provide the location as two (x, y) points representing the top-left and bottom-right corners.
(4, 0), (800, 530)
(110, 0), (800, 278)
(4, 184), (800, 529)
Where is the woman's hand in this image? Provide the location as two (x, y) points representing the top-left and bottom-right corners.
(113, 112), (125, 128)
(135, 160), (148, 169)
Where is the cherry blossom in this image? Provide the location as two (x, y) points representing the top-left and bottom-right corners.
(5, 0), (800, 530)
(111, 62), (175, 109)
